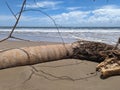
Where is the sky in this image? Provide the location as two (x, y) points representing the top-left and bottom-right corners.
(0, 0), (120, 27)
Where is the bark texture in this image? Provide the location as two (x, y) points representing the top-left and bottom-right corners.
(0, 44), (73, 69)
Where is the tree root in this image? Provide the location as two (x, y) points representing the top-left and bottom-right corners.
(96, 50), (120, 78)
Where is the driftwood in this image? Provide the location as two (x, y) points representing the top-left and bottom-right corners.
(72, 39), (120, 78)
(96, 50), (120, 78)
(0, 40), (119, 78)
(0, 44), (72, 69)
(96, 38), (120, 78)
(72, 40), (114, 62)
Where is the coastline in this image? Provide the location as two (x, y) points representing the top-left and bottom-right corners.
(0, 40), (119, 90)
(0, 27), (119, 44)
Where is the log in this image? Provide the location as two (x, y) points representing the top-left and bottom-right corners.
(0, 40), (114, 69)
(0, 44), (73, 69)
(0, 40), (119, 78)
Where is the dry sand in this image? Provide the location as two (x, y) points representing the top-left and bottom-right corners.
(0, 40), (119, 90)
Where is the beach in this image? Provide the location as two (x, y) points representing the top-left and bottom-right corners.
(1, 0), (120, 89)
(0, 40), (119, 90)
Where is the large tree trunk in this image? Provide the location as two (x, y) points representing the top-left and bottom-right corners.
(0, 44), (73, 69)
(0, 40), (119, 78)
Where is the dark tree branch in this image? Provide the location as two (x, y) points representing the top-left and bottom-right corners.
(9, 0), (26, 37)
(15, 8), (70, 53)
(0, 0), (26, 42)
(5, 1), (17, 20)
(113, 37), (120, 50)
(11, 36), (31, 41)
(16, 9), (65, 44)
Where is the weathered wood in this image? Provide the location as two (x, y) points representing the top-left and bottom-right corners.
(0, 40), (119, 78)
(96, 50), (120, 78)
(0, 44), (73, 69)
(0, 40), (114, 68)
(72, 40), (114, 62)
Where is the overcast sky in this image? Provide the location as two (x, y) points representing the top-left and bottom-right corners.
(0, 0), (120, 27)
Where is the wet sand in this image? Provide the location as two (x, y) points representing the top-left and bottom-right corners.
(0, 40), (119, 90)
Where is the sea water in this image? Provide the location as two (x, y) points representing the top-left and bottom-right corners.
(0, 27), (120, 44)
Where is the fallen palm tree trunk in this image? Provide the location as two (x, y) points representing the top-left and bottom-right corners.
(0, 40), (113, 69)
(0, 40), (119, 78)
(0, 44), (73, 69)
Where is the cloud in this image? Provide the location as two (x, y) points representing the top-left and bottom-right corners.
(0, 15), (15, 26)
(1, 5), (120, 27)
(51, 11), (90, 26)
(87, 5), (120, 26)
(92, 5), (120, 16)
(66, 7), (82, 11)
(0, 15), (14, 20)
(17, 11), (90, 26)
(51, 5), (120, 27)
(26, 1), (62, 9)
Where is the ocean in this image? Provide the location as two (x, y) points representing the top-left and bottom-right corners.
(0, 27), (120, 45)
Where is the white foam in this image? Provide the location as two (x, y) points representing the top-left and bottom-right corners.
(0, 28), (119, 44)
(0, 28), (120, 33)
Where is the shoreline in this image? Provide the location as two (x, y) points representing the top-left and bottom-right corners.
(0, 28), (119, 44)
